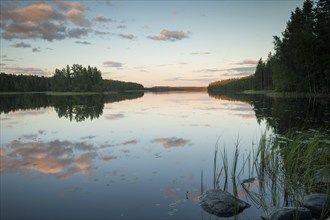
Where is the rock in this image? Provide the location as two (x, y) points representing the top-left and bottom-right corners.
(199, 189), (250, 217)
(302, 193), (330, 218)
(262, 207), (313, 220)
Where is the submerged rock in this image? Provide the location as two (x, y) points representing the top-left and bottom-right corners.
(262, 207), (313, 220)
(199, 189), (250, 217)
(302, 193), (330, 218)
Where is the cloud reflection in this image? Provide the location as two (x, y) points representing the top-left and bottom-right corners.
(0, 139), (102, 179)
(0, 149), (6, 157)
(151, 137), (190, 148)
(104, 113), (124, 120)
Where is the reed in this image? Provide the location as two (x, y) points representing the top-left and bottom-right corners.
(220, 146), (229, 191)
(210, 130), (329, 216)
(231, 136), (240, 178)
(280, 130), (330, 196)
(201, 169), (204, 195)
(213, 137), (223, 189)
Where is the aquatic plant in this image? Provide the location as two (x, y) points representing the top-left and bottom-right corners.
(231, 137), (240, 179)
(208, 130), (330, 218)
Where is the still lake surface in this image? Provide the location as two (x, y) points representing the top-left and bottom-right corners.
(1, 91), (329, 219)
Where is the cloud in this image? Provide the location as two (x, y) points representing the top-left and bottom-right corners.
(60, 1), (90, 27)
(196, 66), (256, 76)
(120, 139), (139, 146)
(164, 76), (218, 83)
(196, 68), (222, 73)
(225, 66), (256, 73)
(148, 29), (190, 42)
(0, 149), (5, 157)
(67, 28), (91, 38)
(53, 0), (75, 10)
(1, 139), (99, 179)
(3, 58), (14, 62)
(73, 142), (95, 151)
(10, 42), (31, 48)
(80, 135), (96, 140)
(190, 52), (210, 55)
(67, 9), (90, 27)
(75, 40), (91, 45)
(94, 30), (111, 36)
(117, 25), (126, 29)
(103, 61), (123, 68)
(151, 137), (190, 148)
(104, 113), (124, 119)
(0, 1), (92, 41)
(20, 134), (38, 140)
(235, 59), (258, 65)
(100, 155), (117, 162)
(1, 3), (64, 23)
(32, 47), (41, 52)
(2, 20), (67, 41)
(118, 33), (135, 40)
(1, 66), (47, 75)
(93, 15), (112, 22)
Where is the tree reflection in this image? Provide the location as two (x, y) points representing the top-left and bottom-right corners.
(208, 92), (330, 134)
(53, 95), (104, 122)
(0, 92), (144, 122)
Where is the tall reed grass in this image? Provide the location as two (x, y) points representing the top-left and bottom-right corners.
(209, 130), (329, 217)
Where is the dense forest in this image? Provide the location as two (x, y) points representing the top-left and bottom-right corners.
(209, 0), (330, 94)
(208, 75), (253, 93)
(0, 64), (144, 92)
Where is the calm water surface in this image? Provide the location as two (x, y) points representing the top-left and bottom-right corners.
(1, 92), (329, 219)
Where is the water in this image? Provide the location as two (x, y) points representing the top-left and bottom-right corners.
(1, 92), (329, 219)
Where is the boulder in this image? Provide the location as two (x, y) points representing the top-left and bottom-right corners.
(262, 207), (313, 220)
(199, 189), (250, 217)
(302, 193), (330, 218)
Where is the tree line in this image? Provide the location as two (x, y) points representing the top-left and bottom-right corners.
(208, 75), (253, 93)
(0, 64), (144, 92)
(209, 0), (329, 94)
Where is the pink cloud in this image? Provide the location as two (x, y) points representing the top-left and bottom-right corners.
(103, 61), (124, 68)
(0, 1), (92, 41)
(148, 29), (190, 42)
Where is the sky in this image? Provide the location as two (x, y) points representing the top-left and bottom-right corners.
(0, 0), (304, 87)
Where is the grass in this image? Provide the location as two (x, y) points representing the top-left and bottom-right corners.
(220, 146), (229, 191)
(231, 137), (240, 178)
(280, 130), (330, 195)
(209, 130), (330, 217)
(213, 137), (223, 189)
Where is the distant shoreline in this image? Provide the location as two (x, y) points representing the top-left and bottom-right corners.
(1, 88), (329, 98)
(0, 87), (208, 95)
(145, 86), (207, 92)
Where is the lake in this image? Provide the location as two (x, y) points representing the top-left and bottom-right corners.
(1, 91), (329, 219)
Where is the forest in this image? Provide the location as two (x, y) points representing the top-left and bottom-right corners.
(209, 0), (330, 94)
(0, 64), (144, 92)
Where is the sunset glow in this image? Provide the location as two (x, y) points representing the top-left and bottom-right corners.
(0, 0), (303, 87)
